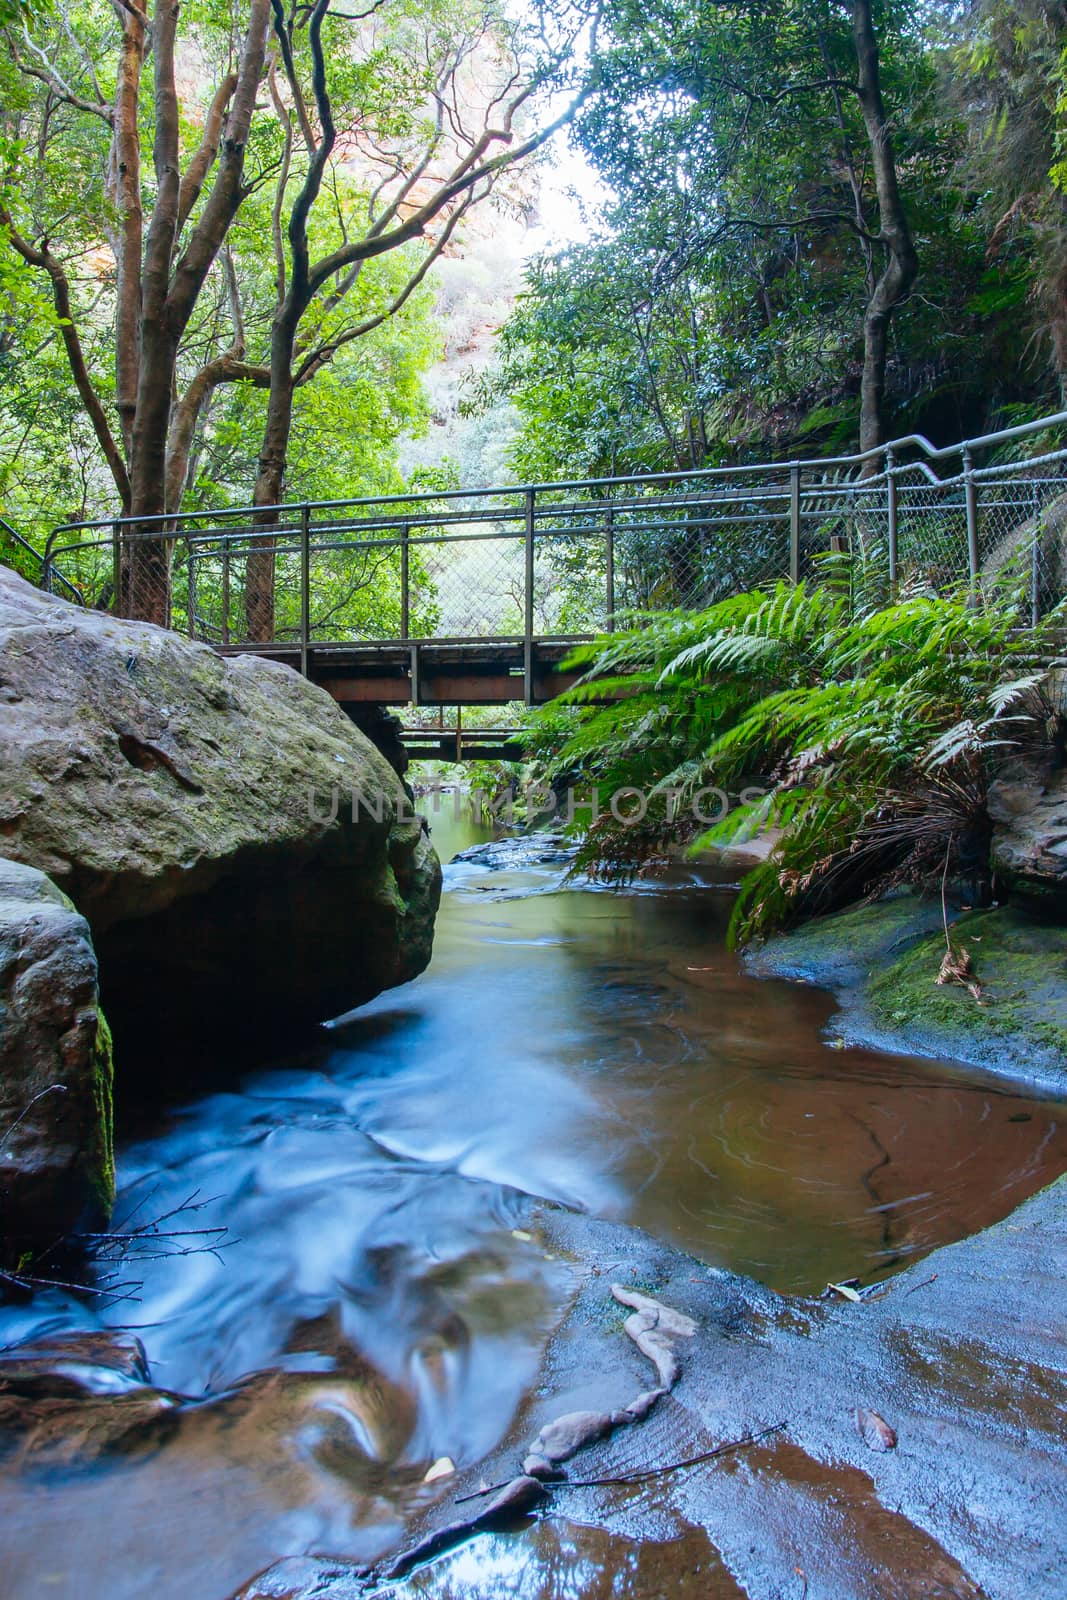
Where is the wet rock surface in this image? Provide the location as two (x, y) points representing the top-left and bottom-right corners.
(0, 566), (441, 1060)
(237, 1177), (1067, 1600)
(990, 765), (1067, 891)
(0, 857), (113, 1248)
(450, 833), (576, 871)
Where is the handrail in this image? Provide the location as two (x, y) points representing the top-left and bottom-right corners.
(46, 409), (1067, 538)
(1, 516), (84, 603)
(1, 515), (45, 570)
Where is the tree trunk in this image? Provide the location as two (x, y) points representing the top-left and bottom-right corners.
(852, 0), (918, 469)
(245, 317), (298, 642)
(108, 11), (146, 462)
(119, 0), (183, 626)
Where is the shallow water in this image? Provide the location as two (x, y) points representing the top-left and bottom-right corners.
(1, 804), (1065, 1599)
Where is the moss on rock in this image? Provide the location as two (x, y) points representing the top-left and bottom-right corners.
(86, 1010), (115, 1221)
(867, 906), (1067, 1077)
(745, 893), (948, 990)
(0, 859), (115, 1253)
(748, 894), (1067, 1089)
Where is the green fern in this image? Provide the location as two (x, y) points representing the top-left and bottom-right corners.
(527, 584), (1067, 943)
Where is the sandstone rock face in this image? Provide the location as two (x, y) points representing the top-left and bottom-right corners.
(989, 766), (1067, 890)
(0, 566), (441, 1062)
(0, 858), (113, 1252)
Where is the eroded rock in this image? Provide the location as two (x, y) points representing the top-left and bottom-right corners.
(0, 857), (113, 1250)
(990, 765), (1067, 891)
(612, 1282), (697, 1390)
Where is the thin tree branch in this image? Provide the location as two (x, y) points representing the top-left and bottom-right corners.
(293, 190), (473, 385)
(0, 211), (131, 506)
(307, 85), (587, 296)
(7, 26), (114, 124)
(177, 69), (240, 232)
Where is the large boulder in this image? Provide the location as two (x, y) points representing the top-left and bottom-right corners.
(0, 565), (440, 1065)
(0, 858), (113, 1254)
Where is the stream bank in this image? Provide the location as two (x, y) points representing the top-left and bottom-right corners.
(0, 566), (441, 1244)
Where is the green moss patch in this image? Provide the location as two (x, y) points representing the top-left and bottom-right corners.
(868, 906), (1067, 1074)
(86, 1009), (115, 1223)
(746, 892), (948, 989)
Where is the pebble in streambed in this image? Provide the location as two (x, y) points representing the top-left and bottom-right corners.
(385, 1285), (698, 1582)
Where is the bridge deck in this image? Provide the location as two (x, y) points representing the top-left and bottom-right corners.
(220, 636), (583, 707)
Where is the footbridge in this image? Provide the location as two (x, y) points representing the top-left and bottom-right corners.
(33, 411), (1067, 760)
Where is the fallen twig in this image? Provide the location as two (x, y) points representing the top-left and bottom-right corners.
(556, 1421), (787, 1488)
(455, 1421), (786, 1504)
(0, 1266), (143, 1306)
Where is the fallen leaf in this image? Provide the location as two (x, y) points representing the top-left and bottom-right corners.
(423, 1456), (455, 1483)
(827, 1281), (863, 1303)
(511, 1229), (533, 1242)
(935, 941), (983, 1003)
(854, 1406), (897, 1451)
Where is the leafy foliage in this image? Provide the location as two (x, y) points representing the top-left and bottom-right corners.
(488, 0), (1066, 484)
(532, 583), (1067, 944)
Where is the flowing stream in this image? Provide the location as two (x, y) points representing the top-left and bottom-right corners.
(2, 804), (1066, 1600)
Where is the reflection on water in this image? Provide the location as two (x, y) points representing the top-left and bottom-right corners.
(405, 1521), (744, 1600)
(342, 803), (1067, 1291)
(0, 798), (1064, 1600)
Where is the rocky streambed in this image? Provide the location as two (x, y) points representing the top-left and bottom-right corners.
(244, 1179), (1067, 1600)
(1, 806), (1065, 1600)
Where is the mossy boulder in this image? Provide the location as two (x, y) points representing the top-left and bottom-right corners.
(0, 565), (441, 1064)
(0, 858), (113, 1255)
(745, 892), (948, 990)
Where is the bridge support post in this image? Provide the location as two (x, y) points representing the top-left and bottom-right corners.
(400, 523), (410, 639)
(1031, 480), (1041, 625)
(963, 447), (980, 600)
(789, 464), (801, 584)
(886, 446), (898, 595)
(300, 502), (311, 675)
(605, 505), (615, 631)
(221, 543), (231, 646)
(111, 521), (122, 618)
(524, 485), (535, 703)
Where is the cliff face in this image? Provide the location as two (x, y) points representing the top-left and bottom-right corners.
(0, 565), (441, 1073)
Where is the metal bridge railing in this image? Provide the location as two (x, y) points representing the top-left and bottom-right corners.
(1, 516), (83, 603)
(39, 410), (1067, 663)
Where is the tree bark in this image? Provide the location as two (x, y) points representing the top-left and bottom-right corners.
(119, 0), (272, 623)
(243, 0), (334, 641)
(107, 7), (146, 462)
(246, 319), (298, 641)
(852, 0), (917, 468)
(121, 0), (183, 624)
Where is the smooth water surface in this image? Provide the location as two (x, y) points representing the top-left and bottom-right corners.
(1, 802), (1065, 1600)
